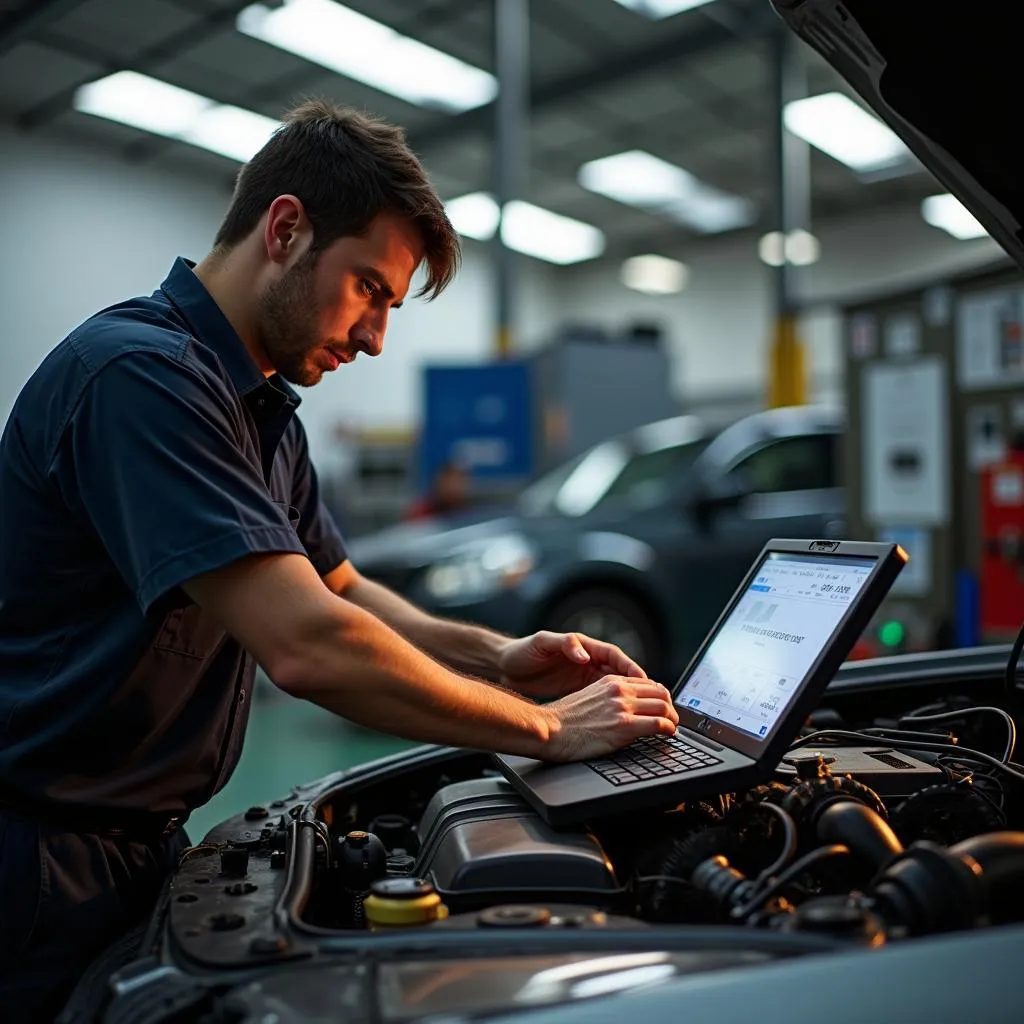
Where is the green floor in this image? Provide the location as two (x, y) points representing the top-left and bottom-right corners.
(186, 676), (418, 842)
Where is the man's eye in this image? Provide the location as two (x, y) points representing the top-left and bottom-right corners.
(360, 279), (378, 298)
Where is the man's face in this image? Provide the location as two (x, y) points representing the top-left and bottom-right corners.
(257, 211), (423, 387)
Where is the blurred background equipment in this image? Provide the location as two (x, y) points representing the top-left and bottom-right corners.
(329, 427), (418, 537)
(419, 360), (535, 504)
(840, 261), (1024, 659)
(531, 325), (679, 473)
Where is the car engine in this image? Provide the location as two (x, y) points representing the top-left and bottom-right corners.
(290, 691), (1024, 942)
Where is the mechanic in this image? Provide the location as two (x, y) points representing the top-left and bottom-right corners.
(0, 100), (678, 1022)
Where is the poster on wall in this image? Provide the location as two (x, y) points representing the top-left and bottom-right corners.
(863, 356), (949, 526)
(965, 404), (1006, 471)
(957, 288), (1024, 389)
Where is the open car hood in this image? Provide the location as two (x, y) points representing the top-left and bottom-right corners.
(772, 0), (1024, 268)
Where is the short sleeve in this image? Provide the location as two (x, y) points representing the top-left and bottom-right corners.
(51, 353), (307, 613)
(283, 418), (348, 576)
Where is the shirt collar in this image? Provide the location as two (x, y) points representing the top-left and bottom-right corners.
(158, 257), (301, 410)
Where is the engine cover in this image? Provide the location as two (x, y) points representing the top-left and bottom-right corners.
(415, 778), (620, 909)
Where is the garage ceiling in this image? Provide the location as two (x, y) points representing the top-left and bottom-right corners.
(0, 0), (937, 262)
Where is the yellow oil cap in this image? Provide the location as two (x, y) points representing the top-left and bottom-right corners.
(363, 877), (448, 928)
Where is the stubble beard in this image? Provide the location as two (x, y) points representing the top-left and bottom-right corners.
(257, 251), (323, 388)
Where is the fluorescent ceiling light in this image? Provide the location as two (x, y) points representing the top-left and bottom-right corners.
(444, 193), (605, 265)
(758, 229), (821, 267)
(783, 92), (909, 172)
(237, 0), (496, 113)
(620, 254), (689, 295)
(758, 232), (785, 267)
(75, 71), (208, 135)
(921, 193), (988, 240)
(502, 201), (605, 265)
(445, 192), (501, 241)
(579, 150), (754, 234)
(784, 229), (820, 266)
(74, 70), (278, 162)
(184, 104), (282, 163)
(612, 0), (717, 18)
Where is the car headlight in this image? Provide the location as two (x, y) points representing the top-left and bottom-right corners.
(423, 534), (537, 602)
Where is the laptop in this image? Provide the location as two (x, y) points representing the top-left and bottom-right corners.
(494, 539), (907, 827)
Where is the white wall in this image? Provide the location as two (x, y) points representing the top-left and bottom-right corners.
(0, 127), (230, 424)
(0, 124), (1010, 469)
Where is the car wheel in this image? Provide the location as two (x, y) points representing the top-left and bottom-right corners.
(544, 588), (665, 678)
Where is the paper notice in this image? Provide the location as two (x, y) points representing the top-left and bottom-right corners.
(863, 357), (949, 525)
(966, 405), (1006, 471)
(993, 468), (1024, 506)
(957, 289), (1024, 389)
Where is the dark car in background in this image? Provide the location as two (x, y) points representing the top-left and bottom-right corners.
(349, 405), (843, 677)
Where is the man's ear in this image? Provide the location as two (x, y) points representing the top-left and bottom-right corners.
(264, 194), (311, 266)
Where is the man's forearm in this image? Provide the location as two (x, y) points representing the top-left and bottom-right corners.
(186, 553), (673, 766)
(339, 575), (510, 681)
(276, 595), (551, 756)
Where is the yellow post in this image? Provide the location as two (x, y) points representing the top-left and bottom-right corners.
(767, 312), (807, 408)
(496, 325), (513, 359)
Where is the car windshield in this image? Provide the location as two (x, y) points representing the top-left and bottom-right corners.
(519, 431), (708, 518)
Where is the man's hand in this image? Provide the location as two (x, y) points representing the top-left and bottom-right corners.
(497, 630), (647, 700)
(541, 676), (679, 762)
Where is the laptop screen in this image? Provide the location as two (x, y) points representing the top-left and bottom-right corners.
(675, 551), (875, 742)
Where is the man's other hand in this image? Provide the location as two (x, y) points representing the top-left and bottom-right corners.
(498, 630), (647, 700)
(542, 676), (679, 762)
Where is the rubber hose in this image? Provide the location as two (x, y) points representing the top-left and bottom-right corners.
(816, 801), (904, 870)
(950, 832), (1024, 924)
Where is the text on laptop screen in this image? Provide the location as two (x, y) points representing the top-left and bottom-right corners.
(675, 552), (875, 741)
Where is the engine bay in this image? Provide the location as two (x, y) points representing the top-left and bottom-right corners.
(290, 678), (1024, 942)
(133, 652), (1024, 1023)
(150, 650), (1024, 1024)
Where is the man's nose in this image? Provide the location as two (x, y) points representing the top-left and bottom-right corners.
(352, 326), (383, 358)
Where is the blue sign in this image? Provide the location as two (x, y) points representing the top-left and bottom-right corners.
(420, 362), (534, 486)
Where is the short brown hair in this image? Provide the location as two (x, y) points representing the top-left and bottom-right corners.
(213, 99), (460, 299)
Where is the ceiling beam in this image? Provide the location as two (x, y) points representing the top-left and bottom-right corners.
(16, 0), (258, 130)
(407, 3), (777, 154)
(530, 0), (762, 145)
(116, 0), (486, 164)
(0, 0), (87, 58)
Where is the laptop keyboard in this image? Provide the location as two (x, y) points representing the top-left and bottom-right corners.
(587, 734), (723, 786)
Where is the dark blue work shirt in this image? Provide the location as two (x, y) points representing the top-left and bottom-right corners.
(0, 258), (347, 814)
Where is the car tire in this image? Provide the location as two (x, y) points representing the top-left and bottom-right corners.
(543, 588), (665, 679)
